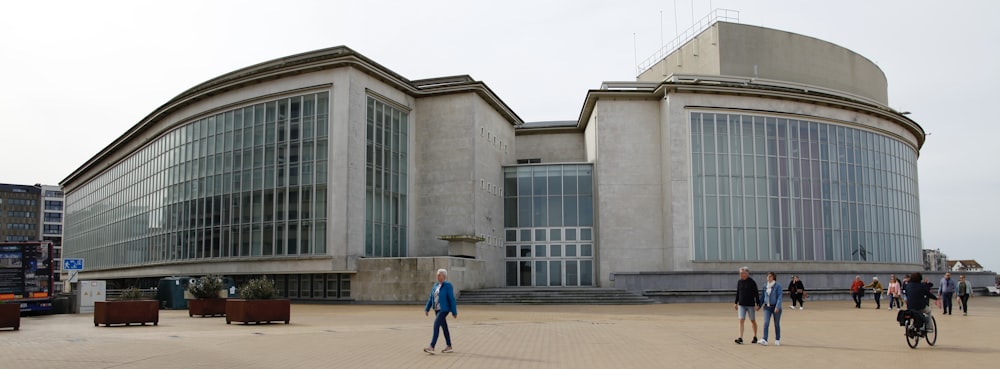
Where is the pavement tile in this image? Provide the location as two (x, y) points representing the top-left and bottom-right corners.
(1, 298), (998, 368)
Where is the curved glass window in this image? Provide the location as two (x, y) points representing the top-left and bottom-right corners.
(690, 113), (921, 263)
(64, 92), (329, 270)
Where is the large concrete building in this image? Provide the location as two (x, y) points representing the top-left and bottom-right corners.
(58, 17), (995, 301)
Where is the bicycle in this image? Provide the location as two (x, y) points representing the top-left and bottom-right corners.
(900, 310), (937, 349)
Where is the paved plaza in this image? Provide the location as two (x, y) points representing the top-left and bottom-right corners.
(2, 297), (999, 368)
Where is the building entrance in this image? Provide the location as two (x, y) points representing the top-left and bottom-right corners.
(505, 227), (593, 287)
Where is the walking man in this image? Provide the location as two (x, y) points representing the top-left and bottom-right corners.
(938, 272), (957, 315)
(734, 266), (761, 344)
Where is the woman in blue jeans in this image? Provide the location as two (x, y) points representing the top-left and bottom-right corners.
(758, 272), (782, 346)
(424, 268), (458, 354)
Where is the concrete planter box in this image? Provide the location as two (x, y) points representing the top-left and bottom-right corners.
(94, 300), (159, 327)
(0, 304), (20, 331)
(188, 298), (227, 317)
(225, 299), (290, 325)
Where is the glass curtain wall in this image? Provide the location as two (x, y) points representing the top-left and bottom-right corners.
(64, 92), (330, 269)
(690, 112), (922, 263)
(503, 164), (594, 287)
(364, 96), (408, 257)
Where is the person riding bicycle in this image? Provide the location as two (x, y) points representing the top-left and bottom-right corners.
(903, 272), (938, 333)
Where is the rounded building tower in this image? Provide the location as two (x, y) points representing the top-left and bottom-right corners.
(510, 20), (926, 294)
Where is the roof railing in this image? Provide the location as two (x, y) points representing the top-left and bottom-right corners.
(636, 8), (739, 75)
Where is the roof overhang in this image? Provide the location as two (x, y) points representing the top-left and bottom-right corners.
(539, 74), (925, 151)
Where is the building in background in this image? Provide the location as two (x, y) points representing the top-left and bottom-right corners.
(39, 185), (65, 292)
(924, 249), (949, 271)
(0, 184), (41, 243)
(949, 259), (985, 272)
(0, 183), (65, 292)
(58, 11), (996, 301)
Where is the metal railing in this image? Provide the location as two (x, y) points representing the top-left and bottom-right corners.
(636, 8), (740, 75)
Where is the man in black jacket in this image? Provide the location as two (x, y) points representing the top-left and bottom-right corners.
(734, 266), (761, 344)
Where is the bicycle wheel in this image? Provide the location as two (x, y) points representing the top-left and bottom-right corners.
(905, 321), (920, 349)
(925, 316), (937, 346)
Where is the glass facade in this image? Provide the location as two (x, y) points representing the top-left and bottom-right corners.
(690, 112), (921, 263)
(504, 165), (594, 286)
(65, 92), (330, 269)
(365, 96), (409, 257)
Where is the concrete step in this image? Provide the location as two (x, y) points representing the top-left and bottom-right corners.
(459, 288), (656, 305)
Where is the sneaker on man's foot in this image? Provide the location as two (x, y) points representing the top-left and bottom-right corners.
(423, 347), (435, 355)
(799, 306), (803, 310)
(442, 347), (454, 353)
(751, 336), (758, 344)
(775, 340), (781, 346)
(759, 339), (768, 346)
(734, 337), (744, 344)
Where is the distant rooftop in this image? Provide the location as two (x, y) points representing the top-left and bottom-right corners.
(519, 120), (578, 129)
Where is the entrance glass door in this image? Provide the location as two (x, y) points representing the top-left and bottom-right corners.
(504, 228), (594, 287)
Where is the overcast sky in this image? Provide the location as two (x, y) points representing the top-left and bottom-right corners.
(2, 0), (997, 273)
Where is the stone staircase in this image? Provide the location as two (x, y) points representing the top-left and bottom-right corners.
(458, 288), (656, 305)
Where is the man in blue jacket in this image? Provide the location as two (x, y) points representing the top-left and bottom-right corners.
(424, 268), (458, 354)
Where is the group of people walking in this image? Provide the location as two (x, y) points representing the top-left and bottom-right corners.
(734, 267), (979, 347)
(850, 272), (975, 316)
(423, 266), (982, 353)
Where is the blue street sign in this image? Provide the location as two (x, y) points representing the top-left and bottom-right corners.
(63, 258), (84, 270)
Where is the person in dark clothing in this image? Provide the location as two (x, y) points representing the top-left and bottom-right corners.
(788, 275), (806, 310)
(905, 272), (938, 332)
(734, 266), (761, 344)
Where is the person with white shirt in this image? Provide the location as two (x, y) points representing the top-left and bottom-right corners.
(423, 269), (458, 354)
(758, 272), (783, 346)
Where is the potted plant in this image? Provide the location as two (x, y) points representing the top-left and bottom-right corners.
(226, 278), (290, 325)
(187, 275), (227, 317)
(94, 286), (159, 327)
(0, 303), (19, 331)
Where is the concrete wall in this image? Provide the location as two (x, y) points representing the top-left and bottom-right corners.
(717, 22), (888, 105)
(412, 93), (512, 288)
(353, 257), (486, 302)
(414, 93), (478, 257)
(592, 98), (664, 287)
(637, 22), (888, 105)
(515, 132), (586, 163)
(613, 270), (998, 302)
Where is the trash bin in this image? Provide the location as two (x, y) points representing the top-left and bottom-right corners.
(157, 277), (192, 309)
(221, 277), (237, 298)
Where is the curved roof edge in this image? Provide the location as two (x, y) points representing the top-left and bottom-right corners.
(62, 46), (523, 189)
(569, 75), (925, 150)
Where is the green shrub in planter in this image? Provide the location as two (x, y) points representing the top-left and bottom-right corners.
(239, 278), (278, 300)
(120, 286), (145, 300)
(189, 275), (226, 299)
(227, 278), (289, 324)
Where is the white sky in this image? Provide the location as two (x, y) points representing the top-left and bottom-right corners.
(2, 0), (997, 273)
